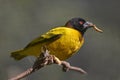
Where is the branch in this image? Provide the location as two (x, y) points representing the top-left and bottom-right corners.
(9, 47), (87, 80)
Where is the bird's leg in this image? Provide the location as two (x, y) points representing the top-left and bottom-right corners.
(41, 46), (54, 64)
(32, 46), (54, 71)
(40, 45), (50, 57)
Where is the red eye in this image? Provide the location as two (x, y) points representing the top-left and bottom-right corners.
(79, 21), (84, 25)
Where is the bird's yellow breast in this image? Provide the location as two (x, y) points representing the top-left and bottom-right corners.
(46, 27), (84, 60)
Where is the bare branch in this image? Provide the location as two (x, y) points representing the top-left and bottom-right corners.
(9, 47), (87, 80)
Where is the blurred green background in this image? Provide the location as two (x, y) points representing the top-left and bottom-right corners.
(0, 0), (120, 80)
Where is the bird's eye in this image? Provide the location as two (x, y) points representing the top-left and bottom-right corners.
(79, 21), (84, 25)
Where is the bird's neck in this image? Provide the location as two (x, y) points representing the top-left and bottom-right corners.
(80, 28), (88, 36)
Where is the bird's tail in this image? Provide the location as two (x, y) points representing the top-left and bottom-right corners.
(11, 49), (27, 60)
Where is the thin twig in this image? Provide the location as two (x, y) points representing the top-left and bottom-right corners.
(9, 68), (33, 80)
(9, 47), (87, 80)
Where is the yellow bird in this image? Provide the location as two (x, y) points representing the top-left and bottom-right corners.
(11, 18), (103, 61)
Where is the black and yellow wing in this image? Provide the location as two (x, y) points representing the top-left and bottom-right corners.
(11, 27), (64, 60)
(25, 33), (62, 48)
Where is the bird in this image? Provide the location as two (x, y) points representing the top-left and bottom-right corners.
(11, 17), (103, 61)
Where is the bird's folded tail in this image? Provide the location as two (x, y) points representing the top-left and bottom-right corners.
(11, 49), (27, 60)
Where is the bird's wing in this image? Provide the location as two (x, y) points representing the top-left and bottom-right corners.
(24, 28), (63, 48)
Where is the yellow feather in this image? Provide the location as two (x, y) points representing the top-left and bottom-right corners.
(11, 27), (84, 60)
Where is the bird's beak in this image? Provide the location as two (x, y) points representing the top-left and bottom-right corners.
(83, 21), (103, 33)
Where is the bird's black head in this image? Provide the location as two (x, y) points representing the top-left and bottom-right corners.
(69, 18), (87, 35)
(65, 17), (103, 35)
